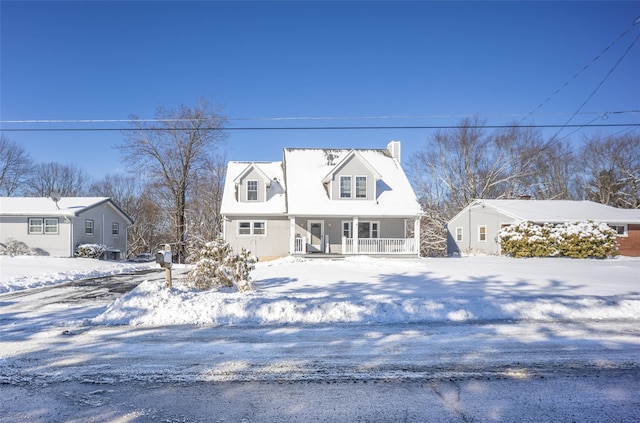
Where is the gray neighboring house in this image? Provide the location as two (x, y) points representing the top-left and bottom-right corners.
(0, 197), (134, 258)
(221, 141), (423, 260)
(447, 199), (640, 257)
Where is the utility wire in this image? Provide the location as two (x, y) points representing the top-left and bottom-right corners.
(554, 27), (640, 141)
(519, 17), (640, 125)
(1, 123), (638, 132)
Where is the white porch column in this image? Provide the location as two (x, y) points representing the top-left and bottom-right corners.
(414, 217), (421, 257)
(353, 216), (359, 254)
(289, 216), (296, 255)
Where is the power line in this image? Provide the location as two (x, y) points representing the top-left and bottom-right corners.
(1, 110), (638, 125)
(1, 123), (638, 132)
(519, 17), (640, 125)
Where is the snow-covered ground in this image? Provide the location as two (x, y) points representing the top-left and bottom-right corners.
(1, 254), (639, 327)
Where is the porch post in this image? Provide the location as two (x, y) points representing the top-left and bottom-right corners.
(414, 217), (421, 257)
(353, 216), (359, 254)
(289, 216), (296, 254)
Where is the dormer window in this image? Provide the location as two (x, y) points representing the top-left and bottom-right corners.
(340, 176), (352, 198)
(247, 180), (258, 201)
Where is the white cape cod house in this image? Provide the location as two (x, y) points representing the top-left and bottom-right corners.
(221, 141), (423, 259)
(0, 197), (133, 258)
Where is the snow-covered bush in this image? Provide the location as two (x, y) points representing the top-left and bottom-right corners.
(184, 239), (256, 292)
(0, 238), (42, 256)
(498, 222), (558, 258)
(75, 243), (107, 259)
(499, 221), (618, 259)
(555, 221), (618, 259)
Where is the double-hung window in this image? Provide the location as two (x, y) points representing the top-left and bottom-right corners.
(238, 221), (267, 236)
(85, 219), (94, 236)
(456, 227), (463, 242)
(112, 223), (119, 237)
(29, 218), (58, 234)
(609, 224), (627, 237)
(342, 221), (352, 238)
(355, 176), (367, 198)
(478, 225), (487, 242)
(247, 180), (258, 201)
(340, 176), (352, 198)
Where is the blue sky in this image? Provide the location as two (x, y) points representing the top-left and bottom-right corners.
(1, 1), (639, 179)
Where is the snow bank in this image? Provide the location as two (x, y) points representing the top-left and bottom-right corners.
(91, 256), (640, 327)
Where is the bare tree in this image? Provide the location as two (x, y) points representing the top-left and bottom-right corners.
(522, 140), (579, 200)
(0, 136), (33, 195)
(577, 133), (640, 208)
(117, 99), (227, 259)
(24, 162), (90, 197)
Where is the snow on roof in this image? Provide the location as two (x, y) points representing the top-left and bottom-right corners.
(284, 148), (422, 217)
(480, 199), (640, 223)
(220, 161), (287, 215)
(0, 197), (114, 217)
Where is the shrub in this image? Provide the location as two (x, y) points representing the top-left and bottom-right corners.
(555, 221), (618, 259)
(498, 222), (558, 258)
(1, 238), (34, 256)
(75, 243), (107, 259)
(185, 239), (256, 292)
(499, 221), (618, 259)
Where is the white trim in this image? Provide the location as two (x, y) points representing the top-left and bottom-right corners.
(339, 176), (352, 198)
(237, 220), (267, 236)
(307, 220), (325, 252)
(355, 175), (367, 199)
(455, 226), (463, 242)
(246, 180), (258, 201)
(610, 224), (628, 237)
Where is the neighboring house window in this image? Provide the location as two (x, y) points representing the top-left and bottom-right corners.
(247, 180), (258, 201)
(85, 219), (94, 236)
(237, 221), (267, 236)
(112, 223), (119, 237)
(44, 218), (59, 234)
(355, 176), (367, 199)
(456, 227), (463, 242)
(340, 176), (352, 198)
(358, 221), (379, 238)
(610, 224), (628, 237)
(478, 225), (487, 242)
(28, 218), (43, 234)
(342, 221), (352, 238)
(30, 218), (58, 235)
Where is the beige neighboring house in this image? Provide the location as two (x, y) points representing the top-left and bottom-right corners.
(221, 141), (423, 260)
(0, 197), (134, 258)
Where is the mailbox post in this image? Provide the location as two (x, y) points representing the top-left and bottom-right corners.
(155, 244), (173, 288)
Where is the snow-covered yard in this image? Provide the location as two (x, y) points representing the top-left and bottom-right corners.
(2, 255), (639, 327)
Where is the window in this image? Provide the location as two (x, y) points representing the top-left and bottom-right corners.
(478, 225), (487, 242)
(247, 180), (258, 201)
(44, 218), (58, 234)
(238, 221), (251, 235)
(112, 222), (119, 237)
(456, 227), (463, 242)
(355, 176), (367, 198)
(238, 221), (267, 236)
(253, 221), (265, 235)
(85, 219), (94, 236)
(358, 221), (380, 238)
(29, 218), (58, 234)
(340, 176), (352, 198)
(609, 224), (628, 237)
(342, 221), (352, 238)
(28, 218), (43, 234)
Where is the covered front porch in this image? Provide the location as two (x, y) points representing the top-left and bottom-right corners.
(290, 215), (420, 256)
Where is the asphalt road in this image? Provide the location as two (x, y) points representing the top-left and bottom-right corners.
(1, 270), (639, 422)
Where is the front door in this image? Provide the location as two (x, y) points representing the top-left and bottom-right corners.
(307, 220), (324, 253)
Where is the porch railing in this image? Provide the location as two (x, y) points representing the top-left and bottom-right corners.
(294, 236), (307, 254)
(342, 237), (418, 255)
